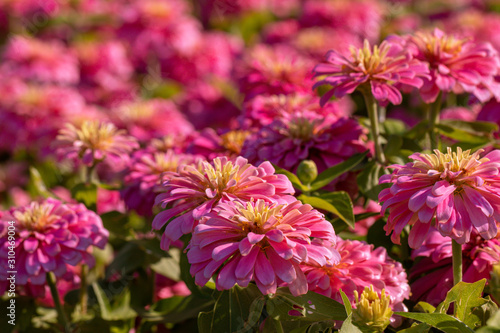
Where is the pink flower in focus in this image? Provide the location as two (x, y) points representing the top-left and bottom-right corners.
(313, 39), (429, 107)
(303, 238), (409, 315)
(0, 199), (108, 294)
(122, 149), (202, 217)
(1, 36), (79, 85)
(235, 44), (315, 100)
(153, 156), (295, 250)
(241, 111), (367, 173)
(410, 228), (500, 305)
(379, 147), (500, 248)
(402, 28), (500, 103)
(188, 199), (339, 296)
(54, 120), (139, 167)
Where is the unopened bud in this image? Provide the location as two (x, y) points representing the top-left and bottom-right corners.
(352, 286), (393, 333)
(297, 160), (318, 185)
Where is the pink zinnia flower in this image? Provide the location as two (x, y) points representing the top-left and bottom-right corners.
(155, 274), (191, 300)
(188, 199), (339, 296)
(410, 228), (500, 305)
(302, 238), (409, 316)
(153, 156), (295, 250)
(0, 198), (108, 293)
(241, 111), (367, 173)
(122, 149), (202, 217)
(54, 120), (139, 168)
(187, 128), (250, 160)
(313, 39), (429, 107)
(401, 28), (500, 103)
(379, 147), (500, 248)
(1, 36), (79, 85)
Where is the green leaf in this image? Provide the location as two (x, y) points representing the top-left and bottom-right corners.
(398, 323), (431, 333)
(381, 118), (407, 135)
(150, 247), (181, 281)
(414, 301), (436, 314)
(71, 182), (97, 210)
(435, 279), (488, 329)
(440, 119), (499, 134)
(338, 315), (363, 333)
(340, 290), (352, 316)
(356, 160), (389, 202)
(476, 308), (500, 332)
(140, 294), (214, 324)
(273, 165), (308, 192)
(100, 211), (132, 239)
(92, 283), (136, 321)
(472, 296), (499, 328)
(198, 284), (264, 333)
(384, 135), (403, 157)
(436, 123), (491, 144)
(266, 288), (347, 322)
(299, 193), (354, 228)
(29, 167), (52, 198)
(394, 312), (474, 333)
(309, 151), (368, 191)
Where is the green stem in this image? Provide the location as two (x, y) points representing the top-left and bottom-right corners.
(452, 239), (463, 286)
(79, 265), (88, 315)
(363, 93), (386, 164)
(47, 272), (71, 333)
(428, 92), (442, 150)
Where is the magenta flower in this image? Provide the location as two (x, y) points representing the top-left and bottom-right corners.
(303, 238), (409, 316)
(410, 228), (500, 305)
(122, 149), (202, 216)
(187, 128), (250, 160)
(187, 199), (339, 296)
(54, 120), (139, 167)
(0, 198), (108, 294)
(241, 111), (367, 173)
(379, 147), (500, 248)
(153, 156), (295, 250)
(402, 28), (500, 103)
(313, 39), (429, 107)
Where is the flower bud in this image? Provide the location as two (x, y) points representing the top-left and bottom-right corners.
(297, 160), (318, 185)
(352, 285), (393, 333)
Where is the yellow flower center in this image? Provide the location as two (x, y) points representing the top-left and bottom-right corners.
(351, 40), (391, 75)
(14, 202), (58, 231)
(221, 130), (250, 155)
(74, 120), (121, 151)
(414, 147), (488, 175)
(288, 117), (320, 141)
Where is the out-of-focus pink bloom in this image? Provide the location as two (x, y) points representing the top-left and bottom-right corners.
(188, 199), (339, 296)
(352, 200), (381, 236)
(153, 156), (295, 250)
(122, 149), (202, 217)
(199, 0), (299, 23)
(241, 111), (367, 173)
(410, 228), (500, 305)
(440, 106), (479, 121)
(242, 93), (353, 127)
(235, 44), (315, 100)
(1, 36), (79, 85)
(303, 238), (409, 316)
(155, 274), (190, 300)
(111, 99), (194, 142)
(300, 0), (384, 42)
(54, 120), (139, 168)
(0, 0), (65, 18)
(400, 28), (500, 103)
(477, 100), (500, 138)
(314, 39), (429, 107)
(0, 162), (27, 193)
(187, 128), (250, 160)
(379, 147), (500, 248)
(97, 188), (125, 215)
(0, 198), (108, 295)
(75, 40), (133, 91)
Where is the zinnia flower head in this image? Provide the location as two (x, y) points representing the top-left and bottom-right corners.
(402, 28), (500, 103)
(187, 199), (339, 296)
(410, 227), (500, 305)
(122, 149), (202, 216)
(352, 286), (393, 333)
(379, 147), (500, 248)
(54, 120), (139, 167)
(187, 128), (250, 159)
(313, 39), (429, 107)
(153, 156), (295, 250)
(241, 111), (367, 173)
(302, 238), (409, 314)
(0, 198), (108, 292)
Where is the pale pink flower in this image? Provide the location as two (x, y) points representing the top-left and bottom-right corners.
(400, 28), (500, 103)
(241, 111), (367, 173)
(410, 228), (500, 305)
(122, 149), (202, 217)
(188, 199), (339, 296)
(54, 120), (139, 167)
(1, 36), (79, 85)
(153, 157), (295, 250)
(302, 238), (409, 315)
(0, 199), (108, 293)
(379, 147), (500, 248)
(314, 39), (429, 107)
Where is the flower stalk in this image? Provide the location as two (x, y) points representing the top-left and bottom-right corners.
(363, 92), (386, 164)
(428, 92), (442, 150)
(47, 272), (71, 333)
(452, 239), (463, 286)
